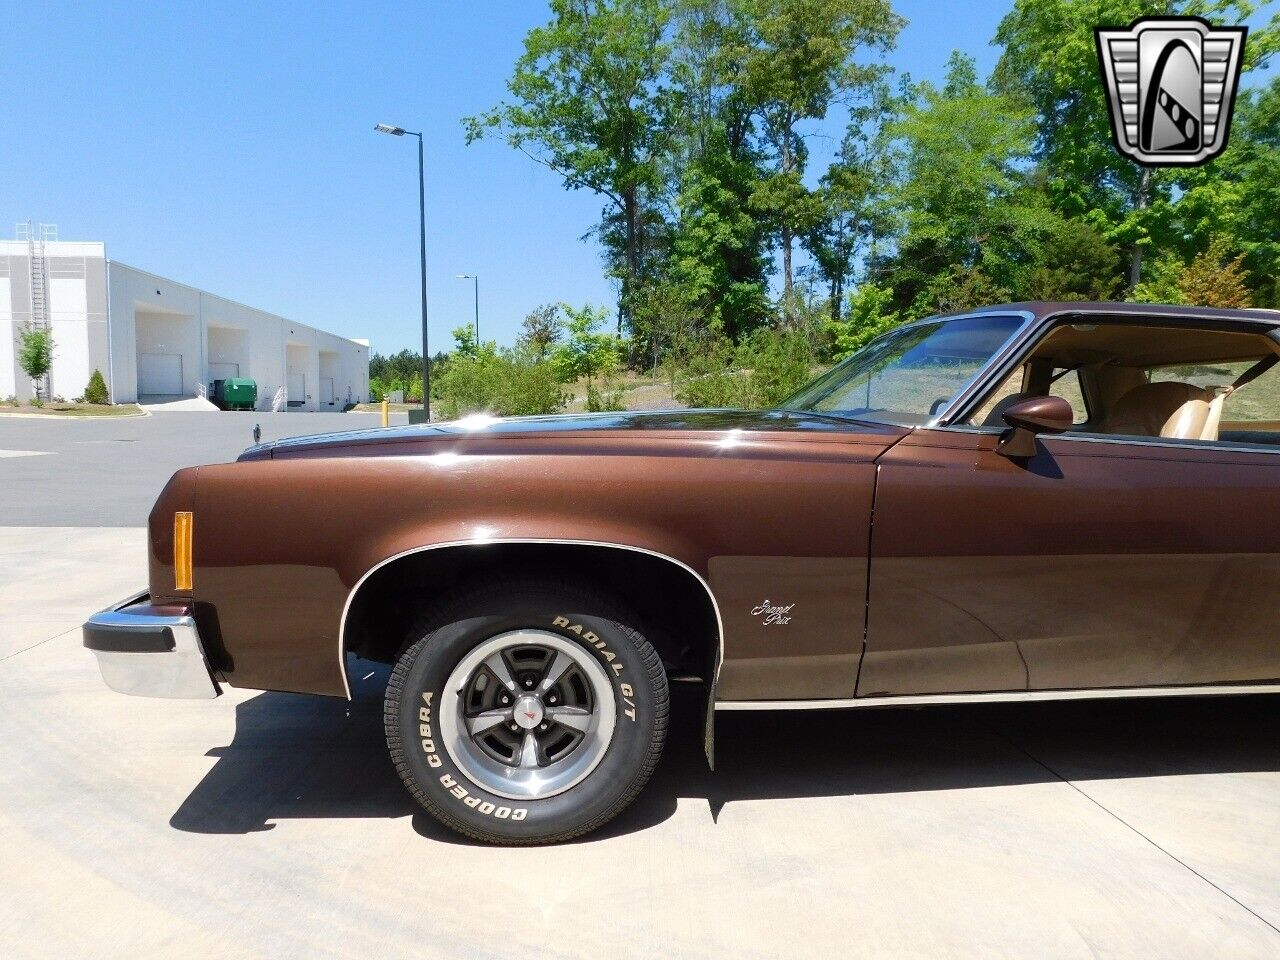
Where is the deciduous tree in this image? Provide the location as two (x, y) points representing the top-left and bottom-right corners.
(466, 0), (677, 329)
(17, 324), (53, 402)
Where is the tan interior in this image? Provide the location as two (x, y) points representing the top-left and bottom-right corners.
(967, 322), (1280, 443)
(1096, 381), (1215, 439)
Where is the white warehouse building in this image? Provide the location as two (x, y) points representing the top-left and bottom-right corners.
(1, 226), (369, 410)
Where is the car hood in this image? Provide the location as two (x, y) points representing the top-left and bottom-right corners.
(239, 408), (904, 461)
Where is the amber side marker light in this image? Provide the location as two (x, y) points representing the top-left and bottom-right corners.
(174, 511), (194, 590)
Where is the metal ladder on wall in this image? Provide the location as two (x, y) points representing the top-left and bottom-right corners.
(17, 222), (55, 399)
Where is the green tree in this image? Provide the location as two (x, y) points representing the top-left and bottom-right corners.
(993, 0), (1277, 289)
(1168, 75), (1280, 306)
(1017, 216), (1122, 302)
(826, 281), (900, 359)
(466, 0), (677, 328)
(885, 52), (1051, 315)
(803, 88), (895, 324)
(737, 326), (815, 405)
(736, 0), (903, 317)
(1130, 252), (1185, 305)
(1176, 235), (1253, 308)
(553, 303), (624, 409)
(17, 324), (54, 402)
(667, 129), (771, 339)
(83, 369), (110, 405)
(661, 2), (773, 341)
(516, 304), (563, 360)
(630, 279), (701, 394)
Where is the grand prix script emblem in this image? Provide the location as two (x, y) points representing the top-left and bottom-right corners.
(1095, 16), (1246, 166)
(751, 600), (794, 625)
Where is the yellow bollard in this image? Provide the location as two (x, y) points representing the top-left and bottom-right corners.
(381, 398), (389, 428)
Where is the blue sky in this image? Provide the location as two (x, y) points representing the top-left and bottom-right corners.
(5, 2), (1273, 353)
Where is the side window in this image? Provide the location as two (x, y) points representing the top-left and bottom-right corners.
(1149, 361), (1280, 424)
(964, 365), (1087, 427)
(1048, 369), (1089, 424)
(968, 366), (1024, 426)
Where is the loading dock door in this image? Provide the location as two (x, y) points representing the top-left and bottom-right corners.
(138, 353), (183, 395)
(320, 378), (335, 406)
(209, 362), (239, 382)
(287, 373), (306, 405)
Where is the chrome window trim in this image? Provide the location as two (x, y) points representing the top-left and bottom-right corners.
(932, 309), (1038, 425)
(336, 538), (726, 761)
(913, 424), (1280, 457)
(940, 308), (1280, 429)
(716, 682), (1280, 711)
(786, 309), (1034, 427)
(1049, 432), (1280, 456)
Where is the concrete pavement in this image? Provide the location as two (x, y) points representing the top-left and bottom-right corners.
(1, 527), (1278, 959)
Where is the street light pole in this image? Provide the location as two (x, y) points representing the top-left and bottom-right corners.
(456, 273), (479, 342)
(375, 122), (430, 420)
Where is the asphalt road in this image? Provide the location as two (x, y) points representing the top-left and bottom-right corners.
(0, 410), (408, 526)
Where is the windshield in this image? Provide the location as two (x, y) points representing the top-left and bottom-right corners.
(782, 314), (1025, 425)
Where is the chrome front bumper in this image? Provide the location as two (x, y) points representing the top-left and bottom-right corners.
(83, 592), (221, 699)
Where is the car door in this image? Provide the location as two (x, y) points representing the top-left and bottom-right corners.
(860, 401), (1280, 698)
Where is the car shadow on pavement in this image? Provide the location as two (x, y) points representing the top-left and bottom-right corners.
(171, 659), (1280, 843)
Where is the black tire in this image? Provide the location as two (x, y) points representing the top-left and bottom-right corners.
(385, 579), (669, 844)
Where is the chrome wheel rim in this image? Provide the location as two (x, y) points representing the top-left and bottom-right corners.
(438, 629), (617, 801)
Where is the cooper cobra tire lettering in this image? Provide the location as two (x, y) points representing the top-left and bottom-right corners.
(438, 773), (529, 820)
(386, 579), (668, 844)
(418, 692), (443, 767)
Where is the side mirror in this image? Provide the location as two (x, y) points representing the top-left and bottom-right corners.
(997, 396), (1073, 458)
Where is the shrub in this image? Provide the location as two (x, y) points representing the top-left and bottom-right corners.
(83, 369), (109, 404)
(585, 381), (625, 412)
(826, 283), (902, 361)
(737, 328), (815, 407)
(675, 328), (819, 410)
(1176, 235), (1253, 308)
(675, 337), (752, 408)
(434, 329), (570, 419)
(433, 355), (498, 419)
(493, 350), (572, 416)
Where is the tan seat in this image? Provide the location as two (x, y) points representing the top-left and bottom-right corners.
(1100, 381), (1215, 439)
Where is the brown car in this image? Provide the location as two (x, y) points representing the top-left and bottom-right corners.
(84, 302), (1280, 843)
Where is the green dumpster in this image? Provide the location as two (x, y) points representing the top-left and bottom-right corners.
(213, 378), (257, 411)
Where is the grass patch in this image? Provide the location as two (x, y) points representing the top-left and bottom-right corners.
(0, 402), (145, 417)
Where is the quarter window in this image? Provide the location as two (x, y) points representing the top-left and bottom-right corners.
(1048, 369), (1089, 424)
(1148, 362), (1280, 423)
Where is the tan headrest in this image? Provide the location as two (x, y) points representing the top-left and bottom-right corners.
(1104, 381), (1213, 439)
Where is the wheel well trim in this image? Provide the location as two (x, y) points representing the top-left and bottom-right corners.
(336, 539), (726, 745)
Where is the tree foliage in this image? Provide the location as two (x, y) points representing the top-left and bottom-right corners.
(466, 0), (677, 327)
(434, 326), (572, 419)
(18, 324), (54, 400)
(450, 0), (1280, 415)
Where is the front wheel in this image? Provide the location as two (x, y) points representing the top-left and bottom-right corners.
(385, 580), (669, 844)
